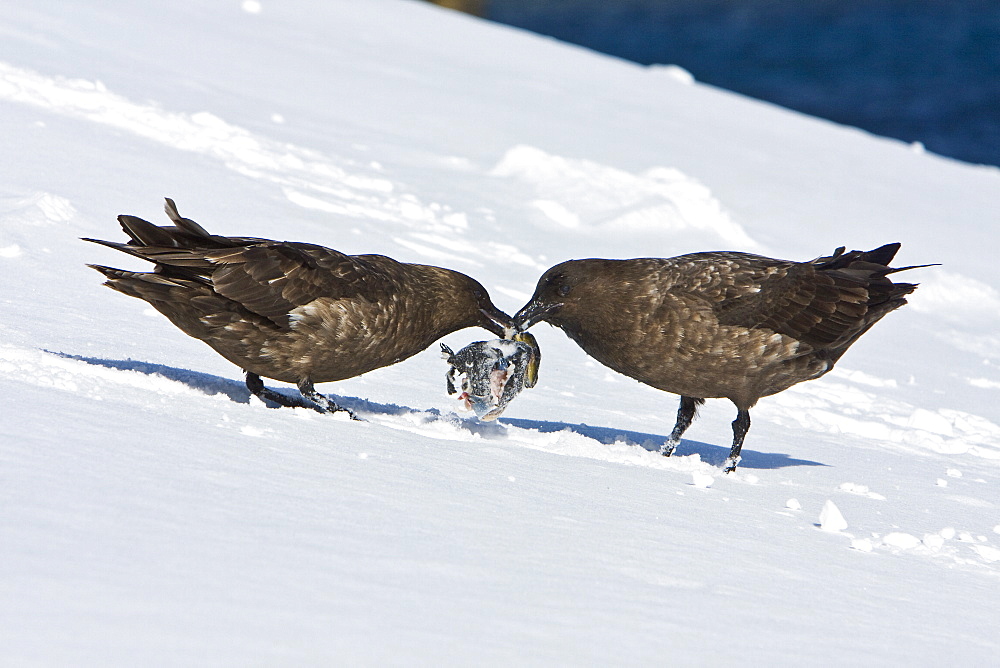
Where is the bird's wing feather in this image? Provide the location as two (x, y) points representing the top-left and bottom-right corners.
(712, 260), (872, 347)
(201, 243), (398, 328)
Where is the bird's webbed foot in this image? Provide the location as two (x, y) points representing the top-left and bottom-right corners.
(297, 378), (361, 420)
(246, 372), (303, 409)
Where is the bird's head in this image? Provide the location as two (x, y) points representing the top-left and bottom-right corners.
(514, 260), (599, 331)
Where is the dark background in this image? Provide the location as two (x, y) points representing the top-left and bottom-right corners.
(433, 0), (1000, 167)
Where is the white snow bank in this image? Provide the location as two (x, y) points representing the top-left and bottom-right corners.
(491, 144), (756, 247)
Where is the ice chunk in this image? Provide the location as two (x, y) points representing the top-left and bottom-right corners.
(922, 533), (945, 550)
(850, 538), (874, 552)
(972, 545), (1000, 562)
(690, 472), (714, 488)
(883, 532), (920, 549)
(819, 500), (848, 532)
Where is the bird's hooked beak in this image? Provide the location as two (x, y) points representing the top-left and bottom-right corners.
(513, 297), (562, 332)
(479, 304), (514, 337)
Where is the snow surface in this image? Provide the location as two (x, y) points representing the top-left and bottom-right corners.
(2, 0), (999, 664)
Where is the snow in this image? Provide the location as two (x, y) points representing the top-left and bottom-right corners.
(1, 0), (999, 664)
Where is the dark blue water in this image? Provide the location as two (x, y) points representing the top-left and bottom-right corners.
(486, 0), (1000, 167)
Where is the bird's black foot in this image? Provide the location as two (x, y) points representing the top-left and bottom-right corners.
(297, 378), (361, 420)
(246, 372), (303, 409)
(660, 438), (679, 457)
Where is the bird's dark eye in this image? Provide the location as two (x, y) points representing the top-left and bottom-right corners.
(558, 284), (571, 297)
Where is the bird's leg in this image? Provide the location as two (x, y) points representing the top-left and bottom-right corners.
(297, 378), (360, 420)
(724, 408), (751, 473)
(662, 396), (704, 456)
(246, 371), (301, 409)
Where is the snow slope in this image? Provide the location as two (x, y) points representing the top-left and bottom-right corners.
(2, 0), (999, 664)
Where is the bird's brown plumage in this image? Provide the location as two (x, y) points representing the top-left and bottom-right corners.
(85, 198), (511, 414)
(514, 244), (927, 471)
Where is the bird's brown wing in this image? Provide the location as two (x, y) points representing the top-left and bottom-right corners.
(197, 243), (399, 329)
(712, 260), (872, 348)
(126, 241), (399, 330)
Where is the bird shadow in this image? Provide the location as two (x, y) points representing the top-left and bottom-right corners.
(499, 417), (825, 471)
(52, 352), (824, 471)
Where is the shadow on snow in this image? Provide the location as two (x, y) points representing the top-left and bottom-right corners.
(500, 417), (825, 471)
(55, 351), (824, 471)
